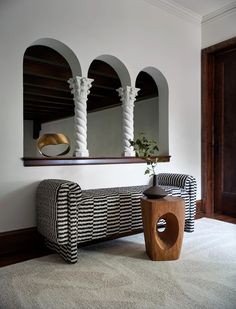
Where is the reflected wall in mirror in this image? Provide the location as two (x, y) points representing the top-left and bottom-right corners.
(134, 71), (159, 143)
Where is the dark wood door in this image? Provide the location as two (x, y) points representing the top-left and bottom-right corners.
(214, 48), (236, 216)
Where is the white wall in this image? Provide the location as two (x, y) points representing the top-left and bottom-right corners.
(0, 0), (201, 232)
(202, 11), (236, 48)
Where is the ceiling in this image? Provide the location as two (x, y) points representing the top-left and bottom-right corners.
(158, 0), (236, 16)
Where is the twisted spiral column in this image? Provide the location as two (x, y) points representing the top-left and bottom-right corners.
(117, 86), (139, 156)
(68, 76), (93, 157)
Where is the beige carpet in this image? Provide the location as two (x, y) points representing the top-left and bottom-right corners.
(0, 218), (236, 309)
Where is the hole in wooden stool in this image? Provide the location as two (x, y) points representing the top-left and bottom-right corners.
(155, 213), (179, 250)
(157, 219), (166, 232)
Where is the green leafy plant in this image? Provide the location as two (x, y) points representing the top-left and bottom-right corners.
(129, 133), (159, 176)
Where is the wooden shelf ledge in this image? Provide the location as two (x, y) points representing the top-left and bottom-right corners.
(22, 156), (171, 167)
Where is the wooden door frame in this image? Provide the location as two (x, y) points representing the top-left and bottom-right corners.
(201, 37), (236, 215)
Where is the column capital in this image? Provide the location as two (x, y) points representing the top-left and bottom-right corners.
(117, 86), (140, 105)
(68, 76), (94, 98)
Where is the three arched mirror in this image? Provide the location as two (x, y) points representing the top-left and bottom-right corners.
(23, 43), (169, 164)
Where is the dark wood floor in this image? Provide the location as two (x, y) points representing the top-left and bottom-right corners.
(204, 213), (236, 224)
(0, 214), (235, 268)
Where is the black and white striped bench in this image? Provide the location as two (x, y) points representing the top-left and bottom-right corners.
(36, 173), (197, 263)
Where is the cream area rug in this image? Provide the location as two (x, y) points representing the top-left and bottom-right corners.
(0, 218), (236, 309)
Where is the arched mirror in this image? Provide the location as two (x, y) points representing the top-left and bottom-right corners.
(23, 43), (170, 165)
(23, 45), (74, 157)
(134, 71), (159, 143)
(135, 67), (169, 156)
(87, 60), (122, 157)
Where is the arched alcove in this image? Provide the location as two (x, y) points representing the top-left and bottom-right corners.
(94, 54), (131, 87)
(22, 45), (170, 165)
(135, 67), (169, 155)
(86, 58), (123, 156)
(23, 38), (81, 157)
(30, 38), (82, 77)
(134, 71), (159, 146)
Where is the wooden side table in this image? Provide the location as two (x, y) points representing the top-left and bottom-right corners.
(141, 196), (185, 261)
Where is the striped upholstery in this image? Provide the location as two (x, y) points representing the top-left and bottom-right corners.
(37, 179), (82, 263)
(79, 187), (144, 243)
(157, 173), (197, 232)
(36, 173), (197, 263)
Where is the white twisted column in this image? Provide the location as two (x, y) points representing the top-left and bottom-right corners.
(68, 76), (93, 157)
(117, 86), (139, 156)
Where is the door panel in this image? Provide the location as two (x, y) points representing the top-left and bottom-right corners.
(214, 49), (236, 216)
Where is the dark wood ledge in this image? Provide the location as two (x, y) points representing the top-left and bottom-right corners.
(22, 156), (171, 167)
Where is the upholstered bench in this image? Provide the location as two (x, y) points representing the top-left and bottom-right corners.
(36, 173), (197, 263)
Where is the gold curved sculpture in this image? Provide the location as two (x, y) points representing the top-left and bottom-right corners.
(37, 134), (70, 157)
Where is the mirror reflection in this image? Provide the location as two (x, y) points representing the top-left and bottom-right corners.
(87, 59), (122, 157)
(23, 45), (74, 157)
(23, 45), (159, 158)
(134, 71), (159, 143)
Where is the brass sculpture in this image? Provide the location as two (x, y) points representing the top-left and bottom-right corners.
(37, 134), (70, 157)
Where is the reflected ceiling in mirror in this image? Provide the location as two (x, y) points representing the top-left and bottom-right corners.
(23, 45), (74, 125)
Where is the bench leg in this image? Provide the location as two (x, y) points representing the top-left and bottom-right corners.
(45, 238), (78, 263)
(184, 218), (194, 232)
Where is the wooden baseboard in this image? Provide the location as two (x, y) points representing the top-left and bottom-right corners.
(0, 227), (46, 256)
(196, 199), (204, 218)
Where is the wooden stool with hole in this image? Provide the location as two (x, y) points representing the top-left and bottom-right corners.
(141, 196), (185, 261)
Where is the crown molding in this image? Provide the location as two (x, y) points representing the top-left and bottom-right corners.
(202, 1), (236, 24)
(143, 0), (202, 24)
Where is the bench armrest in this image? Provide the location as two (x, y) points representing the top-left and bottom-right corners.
(36, 179), (82, 245)
(157, 173), (197, 223)
(157, 173), (195, 190)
